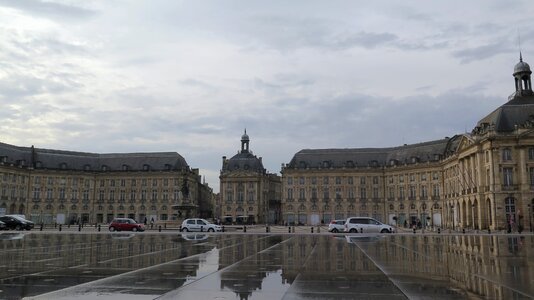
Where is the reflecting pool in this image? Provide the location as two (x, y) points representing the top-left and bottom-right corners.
(0, 232), (532, 299)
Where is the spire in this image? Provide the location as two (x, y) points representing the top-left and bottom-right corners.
(520, 51), (523, 62)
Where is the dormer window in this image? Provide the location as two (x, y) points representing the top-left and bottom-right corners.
(0, 156), (7, 163)
(59, 162), (67, 170)
(84, 164), (91, 171)
(346, 161), (355, 168)
(322, 161), (330, 168)
(35, 161), (43, 168)
(411, 157), (419, 164)
(143, 164), (150, 171)
(122, 164), (129, 171)
(299, 161), (307, 168)
(389, 159), (397, 166)
(164, 164), (172, 171)
(101, 165), (108, 171)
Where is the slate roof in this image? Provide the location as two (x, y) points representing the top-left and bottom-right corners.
(224, 151), (265, 173)
(475, 94), (534, 133)
(0, 142), (189, 171)
(286, 138), (458, 169)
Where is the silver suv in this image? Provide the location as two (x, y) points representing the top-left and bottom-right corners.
(344, 217), (393, 233)
(180, 218), (221, 232)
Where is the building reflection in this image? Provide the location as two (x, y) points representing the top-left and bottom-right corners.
(0, 233), (532, 299)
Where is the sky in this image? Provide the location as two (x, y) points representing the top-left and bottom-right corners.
(1, 0), (534, 192)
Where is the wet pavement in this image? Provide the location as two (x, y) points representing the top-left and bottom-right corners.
(0, 232), (532, 299)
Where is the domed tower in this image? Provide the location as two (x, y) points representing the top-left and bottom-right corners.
(513, 52), (533, 97)
(241, 129), (250, 153)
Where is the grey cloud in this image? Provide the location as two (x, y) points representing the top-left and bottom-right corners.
(452, 42), (513, 63)
(0, 0), (96, 21)
(334, 32), (398, 49)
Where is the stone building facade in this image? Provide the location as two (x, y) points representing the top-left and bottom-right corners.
(282, 56), (534, 231)
(0, 143), (213, 225)
(219, 132), (281, 224)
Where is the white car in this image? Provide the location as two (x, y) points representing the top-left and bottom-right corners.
(344, 217), (393, 233)
(180, 218), (222, 232)
(328, 219), (346, 233)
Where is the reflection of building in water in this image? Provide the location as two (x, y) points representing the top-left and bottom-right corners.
(349, 235), (533, 299)
(0, 144), (214, 225)
(218, 235), (285, 300)
(281, 57), (534, 231)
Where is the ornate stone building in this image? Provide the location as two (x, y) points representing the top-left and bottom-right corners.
(0, 143), (213, 224)
(282, 56), (534, 231)
(219, 131), (281, 224)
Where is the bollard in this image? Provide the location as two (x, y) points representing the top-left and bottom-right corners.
(68, 224), (70, 229)
(266, 225), (269, 233)
(78, 224), (81, 232)
(488, 228), (491, 234)
(360, 228), (363, 234)
(159, 225), (162, 232)
(201, 226), (204, 232)
(243, 225), (247, 233)
(413, 227), (416, 234)
(40, 224), (43, 231)
(59, 224), (62, 231)
(54, 223), (57, 229)
(311, 227), (314, 233)
(462, 228), (465, 234)
(289, 226), (291, 233)
(437, 228), (441, 234)
(164, 223), (167, 229)
(222, 226), (225, 232)
(98, 225), (101, 232)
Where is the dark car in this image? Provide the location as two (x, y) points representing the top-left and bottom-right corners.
(0, 215), (35, 230)
(0, 220), (6, 230)
(109, 218), (145, 232)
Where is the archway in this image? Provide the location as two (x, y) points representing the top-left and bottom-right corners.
(472, 199), (479, 229)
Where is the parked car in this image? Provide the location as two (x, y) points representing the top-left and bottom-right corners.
(108, 218), (145, 232)
(344, 217), (393, 233)
(0, 220), (6, 230)
(180, 218), (222, 232)
(328, 219), (346, 233)
(0, 215), (34, 230)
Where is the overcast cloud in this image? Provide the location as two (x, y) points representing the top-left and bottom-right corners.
(1, 0), (533, 191)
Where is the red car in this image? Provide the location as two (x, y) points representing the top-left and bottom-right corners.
(109, 218), (145, 232)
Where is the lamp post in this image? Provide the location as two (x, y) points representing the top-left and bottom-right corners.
(528, 204), (532, 233)
(471, 203), (475, 230)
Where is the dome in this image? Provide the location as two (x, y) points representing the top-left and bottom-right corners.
(241, 130), (249, 141)
(514, 61), (531, 75)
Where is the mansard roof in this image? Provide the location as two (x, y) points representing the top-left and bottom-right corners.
(474, 94), (534, 134)
(287, 138), (455, 170)
(224, 151), (266, 173)
(0, 142), (189, 171)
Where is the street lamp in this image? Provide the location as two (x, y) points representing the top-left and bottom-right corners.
(528, 204), (532, 233)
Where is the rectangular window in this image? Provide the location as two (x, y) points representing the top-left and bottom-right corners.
(335, 188), (342, 199)
(99, 190), (104, 202)
(299, 177), (305, 185)
(360, 187), (366, 199)
(47, 188), (53, 200)
(399, 187), (405, 199)
(59, 188), (65, 200)
(503, 168), (513, 186)
(299, 188), (305, 199)
(421, 186), (428, 198)
(311, 177), (317, 185)
(152, 179), (158, 187)
(323, 188), (329, 199)
(502, 148), (512, 161)
(131, 179), (137, 187)
(529, 147), (534, 160)
(335, 177), (341, 185)
(33, 187), (40, 200)
(373, 187), (379, 199)
(432, 184), (440, 197)
(110, 180), (115, 187)
(388, 187), (395, 199)
(432, 172), (439, 180)
(287, 177), (293, 185)
(530, 168), (534, 187)
(163, 179), (168, 186)
(100, 180), (105, 187)
(83, 190), (89, 201)
(312, 188), (318, 199)
(287, 188), (293, 200)
(348, 188), (354, 199)
(348, 177), (353, 185)
(121, 179), (126, 187)
(373, 176), (379, 185)
(399, 175), (404, 183)
(360, 177), (366, 185)
(323, 177), (329, 184)
(421, 173), (427, 181)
